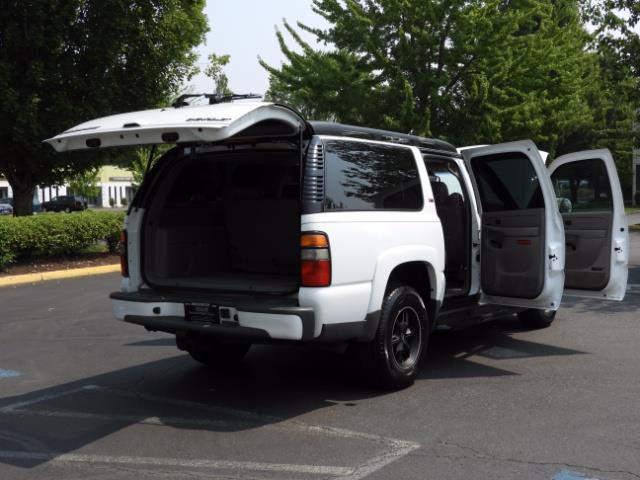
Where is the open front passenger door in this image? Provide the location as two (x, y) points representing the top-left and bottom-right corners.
(549, 149), (628, 300)
(461, 141), (565, 310)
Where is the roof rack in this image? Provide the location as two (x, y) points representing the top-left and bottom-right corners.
(309, 121), (458, 155)
(172, 93), (262, 108)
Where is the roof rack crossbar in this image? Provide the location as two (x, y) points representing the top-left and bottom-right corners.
(172, 93), (262, 108)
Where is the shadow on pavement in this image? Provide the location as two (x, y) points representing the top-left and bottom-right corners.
(422, 316), (586, 380)
(0, 316), (586, 470)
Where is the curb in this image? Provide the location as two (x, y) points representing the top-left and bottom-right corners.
(0, 264), (120, 288)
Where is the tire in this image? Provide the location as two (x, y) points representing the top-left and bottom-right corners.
(518, 308), (556, 329)
(360, 286), (428, 389)
(187, 342), (251, 367)
(64, 207), (71, 213)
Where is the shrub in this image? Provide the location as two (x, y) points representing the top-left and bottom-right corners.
(109, 198), (116, 207)
(121, 197), (128, 207)
(0, 211), (125, 270)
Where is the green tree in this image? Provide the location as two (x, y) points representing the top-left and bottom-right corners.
(68, 168), (100, 203)
(129, 145), (172, 188)
(205, 53), (233, 95)
(0, 1), (208, 215)
(262, 0), (595, 155)
(566, 0), (640, 189)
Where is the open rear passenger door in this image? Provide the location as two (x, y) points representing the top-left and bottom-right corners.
(461, 141), (565, 310)
(549, 149), (628, 300)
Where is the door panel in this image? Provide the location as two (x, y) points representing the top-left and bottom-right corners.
(549, 149), (628, 300)
(462, 140), (565, 310)
(481, 209), (545, 299)
(563, 213), (611, 290)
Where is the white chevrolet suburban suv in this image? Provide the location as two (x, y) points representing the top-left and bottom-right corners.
(46, 97), (629, 388)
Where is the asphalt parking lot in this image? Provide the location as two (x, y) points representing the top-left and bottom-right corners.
(1, 233), (639, 480)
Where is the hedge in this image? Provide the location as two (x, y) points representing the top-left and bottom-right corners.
(0, 211), (125, 270)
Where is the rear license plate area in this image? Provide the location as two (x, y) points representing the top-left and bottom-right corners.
(185, 303), (219, 323)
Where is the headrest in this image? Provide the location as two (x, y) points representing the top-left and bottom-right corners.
(430, 181), (449, 204)
(447, 192), (464, 206)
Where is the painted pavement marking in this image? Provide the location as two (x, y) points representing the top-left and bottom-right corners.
(0, 384), (420, 478)
(0, 369), (20, 379)
(553, 470), (603, 480)
(0, 450), (354, 476)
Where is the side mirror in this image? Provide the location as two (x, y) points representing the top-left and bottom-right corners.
(557, 197), (572, 213)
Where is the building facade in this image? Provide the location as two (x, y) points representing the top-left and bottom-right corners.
(0, 165), (134, 208)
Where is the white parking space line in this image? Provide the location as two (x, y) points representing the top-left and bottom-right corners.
(340, 441), (420, 480)
(0, 450), (355, 476)
(0, 384), (420, 479)
(0, 385), (87, 413)
(0, 408), (251, 430)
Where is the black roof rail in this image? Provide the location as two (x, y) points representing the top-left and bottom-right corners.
(172, 93), (262, 108)
(309, 121), (459, 155)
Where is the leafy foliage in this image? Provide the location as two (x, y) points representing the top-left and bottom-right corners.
(263, 0), (640, 189)
(0, 0), (208, 215)
(0, 211), (125, 270)
(68, 168), (101, 201)
(567, 0), (640, 187)
(205, 53), (233, 95)
(129, 145), (173, 188)
(263, 0), (596, 156)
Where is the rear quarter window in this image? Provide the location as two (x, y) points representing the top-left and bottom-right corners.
(323, 140), (423, 211)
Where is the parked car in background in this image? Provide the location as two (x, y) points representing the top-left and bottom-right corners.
(41, 196), (87, 213)
(0, 202), (13, 215)
(4, 197), (42, 214)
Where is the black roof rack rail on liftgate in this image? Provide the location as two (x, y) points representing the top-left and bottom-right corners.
(171, 93), (262, 108)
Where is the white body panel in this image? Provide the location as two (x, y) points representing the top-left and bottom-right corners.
(44, 102), (304, 152)
(120, 208), (145, 292)
(298, 141), (445, 335)
(461, 140), (566, 310)
(452, 158), (482, 295)
(113, 299), (304, 340)
(549, 149), (628, 300)
(298, 214), (445, 334)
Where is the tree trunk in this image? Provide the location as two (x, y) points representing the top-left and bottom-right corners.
(11, 185), (36, 216)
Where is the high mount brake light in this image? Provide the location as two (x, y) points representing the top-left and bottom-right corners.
(300, 232), (331, 287)
(120, 230), (129, 278)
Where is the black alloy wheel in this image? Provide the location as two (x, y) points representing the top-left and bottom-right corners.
(361, 286), (428, 389)
(390, 305), (423, 371)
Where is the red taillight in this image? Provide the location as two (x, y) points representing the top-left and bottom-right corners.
(300, 232), (331, 287)
(120, 230), (129, 277)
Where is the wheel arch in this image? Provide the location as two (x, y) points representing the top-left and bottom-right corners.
(368, 246), (444, 328)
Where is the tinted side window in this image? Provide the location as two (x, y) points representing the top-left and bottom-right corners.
(551, 159), (612, 212)
(324, 140), (423, 211)
(471, 152), (543, 212)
